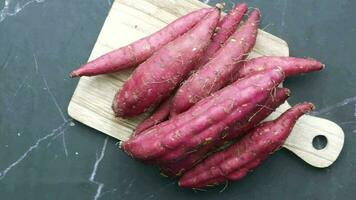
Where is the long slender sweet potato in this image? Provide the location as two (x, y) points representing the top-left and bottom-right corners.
(121, 68), (285, 163)
(133, 4), (248, 134)
(196, 3), (248, 68)
(160, 87), (290, 176)
(234, 56), (325, 80)
(171, 9), (260, 116)
(69, 8), (213, 77)
(113, 9), (221, 117)
(179, 102), (314, 188)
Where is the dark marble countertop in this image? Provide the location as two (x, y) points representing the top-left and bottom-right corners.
(1, 0), (355, 199)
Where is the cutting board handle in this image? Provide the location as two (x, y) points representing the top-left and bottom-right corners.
(267, 102), (345, 168)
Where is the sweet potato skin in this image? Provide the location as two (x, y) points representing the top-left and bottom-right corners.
(234, 56), (325, 80)
(160, 87), (290, 176)
(69, 8), (213, 77)
(121, 68), (285, 163)
(171, 9), (261, 116)
(179, 102), (314, 188)
(113, 9), (220, 117)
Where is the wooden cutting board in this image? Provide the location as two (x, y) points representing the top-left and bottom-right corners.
(68, 0), (344, 168)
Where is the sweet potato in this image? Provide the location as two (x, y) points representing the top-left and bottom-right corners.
(234, 56), (325, 80)
(112, 9), (221, 117)
(121, 68), (285, 163)
(133, 99), (171, 136)
(196, 3), (248, 68)
(133, 4), (248, 133)
(160, 87), (290, 176)
(69, 8), (213, 77)
(224, 88), (291, 140)
(179, 102), (314, 188)
(171, 9), (260, 116)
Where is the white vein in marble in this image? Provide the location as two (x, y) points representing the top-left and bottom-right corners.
(353, 104), (356, 133)
(6, 74), (30, 112)
(12, 74), (30, 98)
(1, 58), (10, 71)
(89, 137), (108, 200)
(280, 0), (288, 29)
(312, 96), (356, 116)
(124, 178), (136, 195)
(33, 52), (39, 73)
(142, 181), (176, 200)
(0, 120), (71, 180)
(0, 0), (46, 23)
(98, 188), (118, 199)
(40, 72), (66, 122)
(35, 52), (69, 156)
(62, 134), (69, 156)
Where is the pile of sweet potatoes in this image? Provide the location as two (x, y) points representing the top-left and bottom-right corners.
(70, 3), (324, 189)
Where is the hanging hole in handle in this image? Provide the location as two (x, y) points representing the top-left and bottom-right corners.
(312, 135), (328, 150)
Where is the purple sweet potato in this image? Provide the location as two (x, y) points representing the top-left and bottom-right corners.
(179, 102), (314, 188)
(121, 68), (285, 163)
(133, 4), (248, 133)
(69, 8), (213, 77)
(171, 9), (260, 116)
(196, 3), (248, 67)
(160, 87), (290, 176)
(112, 9), (221, 117)
(234, 56), (325, 80)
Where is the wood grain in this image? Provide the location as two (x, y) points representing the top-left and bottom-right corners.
(68, 0), (344, 168)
